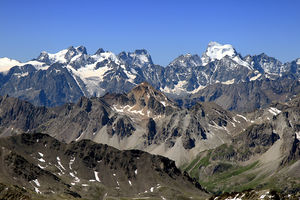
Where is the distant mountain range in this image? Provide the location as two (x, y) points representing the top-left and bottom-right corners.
(0, 42), (299, 111)
(0, 43), (300, 198)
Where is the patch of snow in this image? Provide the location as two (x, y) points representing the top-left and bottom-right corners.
(70, 172), (80, 182)
(57, 157), (66, 170)
(295, 132), (300, 140)
(135, 169), (138, 175)
(37, 158), (45, 163)
(67, 63), (108, 97)
(38, 164), (45, 169)
(231, 122), (236, 127)
(14, 72), (29, 78)
(47, 49), (68, 63)
(94, 171), (101, 182)
(236, 114), (249, 122)
(150, 187), (154, 192)
(124, 68), (137, 83)
(161, 196), (166, 200)
(224, 193), (242, 200)
(137, 54), (149, 63)
(268, 107), (281, 115)
(113, 105), (147, 116)
(160, 101), (166, 106)
(75, 132), (84, 141)
(32, 179), (40, 187)
(81, 184), (89, 187)
(297, 58), (300, 65)
(71, 182), (75, 186)
(128, 180), (132, 186)
(161, 80), (194, 94)
(69, 157), (75, 170)
(38, 152), (44, 157)
(250, 73), (262, 81)
(260, 194), (266, 199)
(222, 78), (235, 85)
(22, 60), (49, 70)
(34, 186), (41, 194)
(89, 179), (96, 182)
(232, 56), (252, 69)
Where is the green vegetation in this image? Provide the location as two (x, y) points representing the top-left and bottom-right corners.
(187, 160), (259, 194)
(183, 151), (211, 173)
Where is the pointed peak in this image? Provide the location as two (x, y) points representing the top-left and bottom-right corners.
(129, 82), (176, 109)
(297, 58), (300, 65)
(130, 82), (161, 98)
(168, 53), (202, 67)
(134, 49), (148, 55)
(76, 46), (87, 54)
(67, 46), (75, 51)
(95, 48), (105, 55)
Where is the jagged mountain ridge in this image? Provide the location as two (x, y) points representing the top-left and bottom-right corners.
(0, 82), (250, 166)
(0, 132), (208, 199)
(0, 42), (299, 108)
(0, 83), (300, 197)
(178, 75), (300, 112)
(183, 95), (300, 195)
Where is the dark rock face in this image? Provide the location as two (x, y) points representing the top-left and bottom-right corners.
(0, 183), (30, 200)
(147, 118), (156, 144)
(107, 116), (135, 139)
(181, 77), (300, 112)
(234, 123), (280, 148)
(0, 133), (207, 199)
(0, 95), (55, 131)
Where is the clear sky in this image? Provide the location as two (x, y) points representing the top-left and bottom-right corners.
(1, 0), (299, 66)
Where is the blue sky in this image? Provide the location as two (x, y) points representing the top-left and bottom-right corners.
(1, 0), (299, 66)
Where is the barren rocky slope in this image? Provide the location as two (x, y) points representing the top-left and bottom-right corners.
(0, 133), (208, 199)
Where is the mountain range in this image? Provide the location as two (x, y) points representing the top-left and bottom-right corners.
(0, 82), (299, 198)
(1, 42), (299, 112)
(0, 42), (300, 199)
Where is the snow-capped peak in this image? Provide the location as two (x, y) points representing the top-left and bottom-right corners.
(297, 58), (300, 65)
(118, 49), (153, 68)
(202, 42), (252, 69)
(0, 57), (49, 74)
(37, 46), (87, 65)
(0, 57), (21, 73)
(204, 41), (237, 61)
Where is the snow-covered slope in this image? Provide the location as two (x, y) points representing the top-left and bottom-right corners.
(204, 41), (236, 61)
(0, 57), (49, 74)
(0, 57), (21, 73)
(0, 42), (298, 107)
(201, 41), (251, 69)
